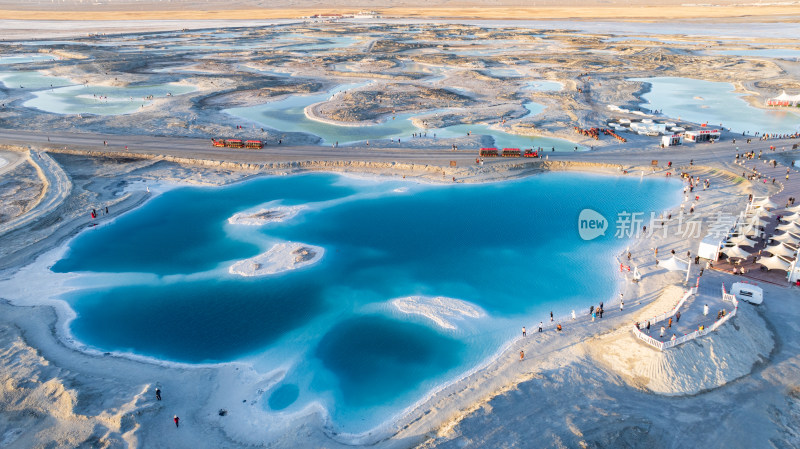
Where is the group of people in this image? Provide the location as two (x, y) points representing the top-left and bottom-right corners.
(153, 387), (181, 429)
(89, 206), (109, 220)
(589, 302), (605, 321)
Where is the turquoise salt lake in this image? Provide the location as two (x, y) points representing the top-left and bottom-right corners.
(53, 172), (680, 432)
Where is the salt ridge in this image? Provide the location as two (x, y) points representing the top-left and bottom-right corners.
(227, 204), (305, 225)
(391, 295), (486, 330)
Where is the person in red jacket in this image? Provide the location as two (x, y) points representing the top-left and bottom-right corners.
(174, 415), (179, 428)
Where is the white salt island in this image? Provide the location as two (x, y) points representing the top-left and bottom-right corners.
(227, 205), (305, 225)
(229, 242), (324, 277)
(391, 295), (486, 330)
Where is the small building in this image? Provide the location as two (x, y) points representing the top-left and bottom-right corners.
(698, 234), (724, 261)
(685, 129), (720, 143)
(661, 134), (683, 146)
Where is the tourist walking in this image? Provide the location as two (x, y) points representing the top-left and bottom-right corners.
(519, 350), (524, 361)
(591, 310), (596, 322)
(155, 388), (161, 401)
(571, 310), (576, 320)
(174, 415), (180, 428)
(550, 311), (553, 321)
(660, 326), (665, 338)
(522, 326), (526, 337)
(538, 321), (543, 332)
(668, 317), (673, 328)
(676, 311), (681, 322)
(620, 301), (624, 311)
(703, 304), (709, 316)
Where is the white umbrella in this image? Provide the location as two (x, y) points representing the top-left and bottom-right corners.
(721, 245), (751, 259)
(765, 243), (798, 258)
(729, 234), (758, 247)
(757, 254), (793, 271)
(658, 256), (690, 271)
(771, 232), (800, 245)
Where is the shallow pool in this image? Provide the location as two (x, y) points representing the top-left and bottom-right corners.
(0, 54), (58, 65)
(225, 82), (579, 148)
(24, 82), (196, 115)
(710, 48), (800, 60)
(632, 76), (800, 135)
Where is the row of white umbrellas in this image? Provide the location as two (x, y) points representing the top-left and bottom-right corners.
(752, 197), (799, 271)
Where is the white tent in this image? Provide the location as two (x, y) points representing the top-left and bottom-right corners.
(756, 208), (775, 218)
(765, 243), (798, 258)
(768, 91), (800, 106)
(757, 255), (793, 271)
(748, 216), (769, 227)
(729, 234), (758, 247)
(777, 221), (800, 233)
(658, 256), (690, 271)
(737, 224), (763, 237)
(771, 231), (800, 245)
(785, 204), (800, 214)
(721, 245), (751, 259)
(780, 212), (800, 222)
(754, 197), (779, 209)
(773, 91), (800, 102)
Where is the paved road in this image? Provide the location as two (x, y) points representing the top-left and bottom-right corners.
(0, 127), (796, 168)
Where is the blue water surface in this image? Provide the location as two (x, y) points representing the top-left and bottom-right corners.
(632, 76), (800, 134)
(54, 172), (680, 432)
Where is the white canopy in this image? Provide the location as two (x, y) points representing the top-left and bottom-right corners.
(754, 197), (779, 209)
(772, 231), (800, 245)
(721, 245), (751, 259)
(729, 234), (758, 247)
(748, 216), (769, 227)
(756, 208), (775, 218)
(777, 221), (800, 233)
(658, 256), (690, 271)
(741, 225), (762, 237)
(771, 91), (800, 102)
(765, 243), (798, 258)
(757, 255), (793, 271)
(785, 204), (800, 214)
(780, 212), (800, 222)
